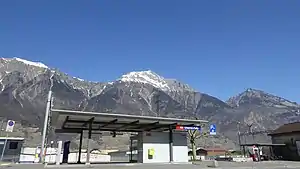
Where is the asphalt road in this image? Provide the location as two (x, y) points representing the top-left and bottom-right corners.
(1, 161), (300, 169)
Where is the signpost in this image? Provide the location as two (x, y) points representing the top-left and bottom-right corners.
(5, 120), (15, 132)
(0, 120), (15, 161)
(209, 124), (217, 159)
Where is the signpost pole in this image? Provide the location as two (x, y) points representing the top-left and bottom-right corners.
(209, 124), (217, 160)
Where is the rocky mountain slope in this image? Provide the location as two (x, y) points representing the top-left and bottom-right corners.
(0, 57), (299, 149)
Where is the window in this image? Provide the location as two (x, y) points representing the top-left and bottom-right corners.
(9, 142), (18, 149)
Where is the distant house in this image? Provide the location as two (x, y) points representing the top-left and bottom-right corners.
(0, 137), (24, 162)
(188, 148), (207, 156)
(268, 122), (300, 161)
(188, 147), (228, 158)
(204, 147), (228, 157)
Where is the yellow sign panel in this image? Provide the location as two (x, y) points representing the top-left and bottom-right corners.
(148, 148), (155, 156)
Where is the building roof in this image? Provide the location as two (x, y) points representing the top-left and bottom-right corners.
(240, 143), (285, 146)
(268, 122), (300, 136)
(0, 137), (24, 141)
(51, 109), (208, 133)
(204, 147), (228, 152)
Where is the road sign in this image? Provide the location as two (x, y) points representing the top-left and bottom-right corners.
(5, 120), (15, 132)
(210, 124), (216, 135)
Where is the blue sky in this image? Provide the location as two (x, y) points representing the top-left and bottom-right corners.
(1, 0), (300, 102)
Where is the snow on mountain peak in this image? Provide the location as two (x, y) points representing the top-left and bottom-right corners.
(14, 57), (48, 68)
(120, 70), (170, 90)
(1, 57), (49, 69)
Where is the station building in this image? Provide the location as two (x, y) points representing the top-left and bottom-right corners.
(50, 109), (208, 164)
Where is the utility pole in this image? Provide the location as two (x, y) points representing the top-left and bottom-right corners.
(154, 91), (160, 117)
(246, 123), (254, 143)
(237, 122), (242, 152)
(40, 90), (52, 163)
(0, 120), (4, 136)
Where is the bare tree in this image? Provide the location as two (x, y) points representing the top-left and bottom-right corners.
(187, 123), (207, 161)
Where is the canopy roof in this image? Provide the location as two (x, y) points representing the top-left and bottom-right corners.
(51, 109), (208, 133)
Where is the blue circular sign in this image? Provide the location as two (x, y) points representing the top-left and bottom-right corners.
(8, 120), (14, 126)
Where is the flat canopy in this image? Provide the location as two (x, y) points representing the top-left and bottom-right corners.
(0, 137), (24, 141)
(51, 109), (208, 133)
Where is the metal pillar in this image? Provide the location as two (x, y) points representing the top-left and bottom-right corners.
(86, 121), (92, 165)
(40, 91), (52, 163)
(169, 126), (173, 163)
(130, 138), (133, 162)
(77, 130), (83, 164)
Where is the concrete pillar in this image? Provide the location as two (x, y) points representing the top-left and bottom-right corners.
(56, 141), (62, 165)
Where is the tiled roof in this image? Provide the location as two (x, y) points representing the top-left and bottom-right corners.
(269, 122), (300, 135)
(204, 147), (227, 151)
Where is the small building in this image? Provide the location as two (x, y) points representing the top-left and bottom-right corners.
(188, 148), (208, 157)
(269, 122), (300, 161)
(0, 137), (24, 162)
(188, 147), (228, 160)
(51, 109), (208, 164)
(204, 147), (228, 157)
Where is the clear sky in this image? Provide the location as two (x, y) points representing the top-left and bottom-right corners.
(1, 0), (300, 102)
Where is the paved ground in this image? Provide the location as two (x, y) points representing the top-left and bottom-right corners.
(1, 161), (300, 169)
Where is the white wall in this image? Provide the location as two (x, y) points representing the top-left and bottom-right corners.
(142, 132), (170, 163)
(173, 132), (188, 163)
(19, 147), (110, 163)
(140, 132), (188, 163)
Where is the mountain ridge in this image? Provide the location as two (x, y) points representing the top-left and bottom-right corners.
(0, 57), (299, 149)
(2, 57), (297, 105)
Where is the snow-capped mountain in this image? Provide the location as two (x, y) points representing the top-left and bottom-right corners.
(0, 57), (299, 149)
(119, 70), (195, 92)
(120, 70), (171, 91)
(1, 57), (48, 69)
(227, 88), (299, 108)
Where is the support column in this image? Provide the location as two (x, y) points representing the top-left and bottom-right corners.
(130, 138), (133, 162)
(86, 122), (92, 165)
(56, 141), (62, 165)
(169, 126), (173, 163)
(77, 130), (83, 164)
